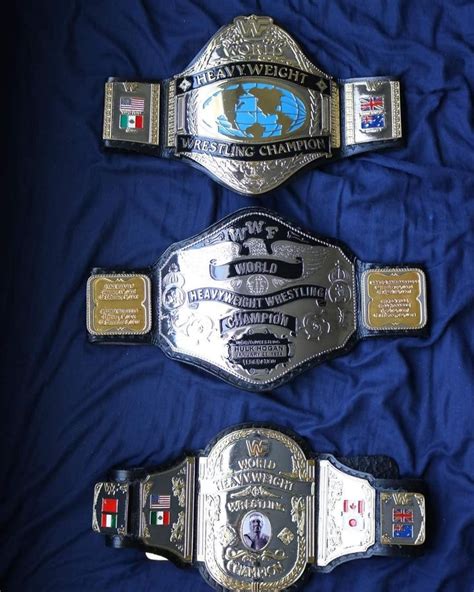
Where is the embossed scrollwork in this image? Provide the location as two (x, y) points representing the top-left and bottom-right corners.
(277, 527), (294, 546)
(172, 476), (186, 507)
(302, 308), (330, 341)
(224, 547), (286, 563)
(170, 511), (185, 544)
(290, 497), (305, 537)
(207, 494), (221, 529)
(328, 260), (352, 305)
(219, 524), (238, 547)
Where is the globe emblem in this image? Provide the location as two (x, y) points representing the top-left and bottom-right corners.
(202, 82), (307, 140)
(246, 275), (269, 295)
(163, 285), (186, 310)
(328, 280), (351, 304)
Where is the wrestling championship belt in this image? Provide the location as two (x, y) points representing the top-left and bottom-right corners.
(86, 208), (428, 391)
(92, 425), (427, 591)
(102, 15), (403, 195)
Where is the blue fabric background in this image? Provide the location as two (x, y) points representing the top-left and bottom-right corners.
(2, 1), (474, 591)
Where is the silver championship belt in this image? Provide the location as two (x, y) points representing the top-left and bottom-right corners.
(92, 424), (427, 591)
(86, 208), (428, 391)
(102, 15), (403, 195)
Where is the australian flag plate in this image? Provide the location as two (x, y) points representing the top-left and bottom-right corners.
(359, 95), (386, 132)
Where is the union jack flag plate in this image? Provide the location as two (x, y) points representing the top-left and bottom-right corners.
(380, 491), (425, 546)
(359, 95), (386, 132)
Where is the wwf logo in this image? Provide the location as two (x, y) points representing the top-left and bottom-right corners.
(246, 439), (270, 457)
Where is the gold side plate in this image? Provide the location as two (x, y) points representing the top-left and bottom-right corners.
(103, 81), (160, 146)
(362, 268), (427, 330)
(87, 274), (151, 336)
(380, 491), (426, 546)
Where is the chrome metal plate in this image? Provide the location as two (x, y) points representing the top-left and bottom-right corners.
(157, 209), (356, 390)
(317, 460), (375, 567)
(344, 80), (401, 146)
(197, 426), (315, 591)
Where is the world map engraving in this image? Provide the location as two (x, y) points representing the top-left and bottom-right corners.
(203, 82), (306, 140)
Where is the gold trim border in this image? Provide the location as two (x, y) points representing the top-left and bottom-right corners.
(150, 83), (160, 146)
(167, 80), (176, 147)
(103, 82), (114, 139)
(184, 457), (196, 561)
(343, 82), (355, 146)
(391, 80), (402, 139)
(330, 81), (341, 149)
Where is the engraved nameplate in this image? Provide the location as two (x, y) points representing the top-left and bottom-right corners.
(157, 210), (356, 389)
(362, 269), (427, 330)
(87, 274), (152, 336)
(197, 427), (315, 591)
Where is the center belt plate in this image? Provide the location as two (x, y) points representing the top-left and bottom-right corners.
(157, 210), (355, 386)
(92, 424), (427, 591)
(87, 209), (428, 390)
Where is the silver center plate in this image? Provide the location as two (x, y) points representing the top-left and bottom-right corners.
(157, 209), (356, 390)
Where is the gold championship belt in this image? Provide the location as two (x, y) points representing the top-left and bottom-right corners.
(103, 15), (403, 195)
(93, 424), (427, 591)
(86, 208), (428, 391)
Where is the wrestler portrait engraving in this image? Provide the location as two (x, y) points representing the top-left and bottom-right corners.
(241, 511), (272, 551)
